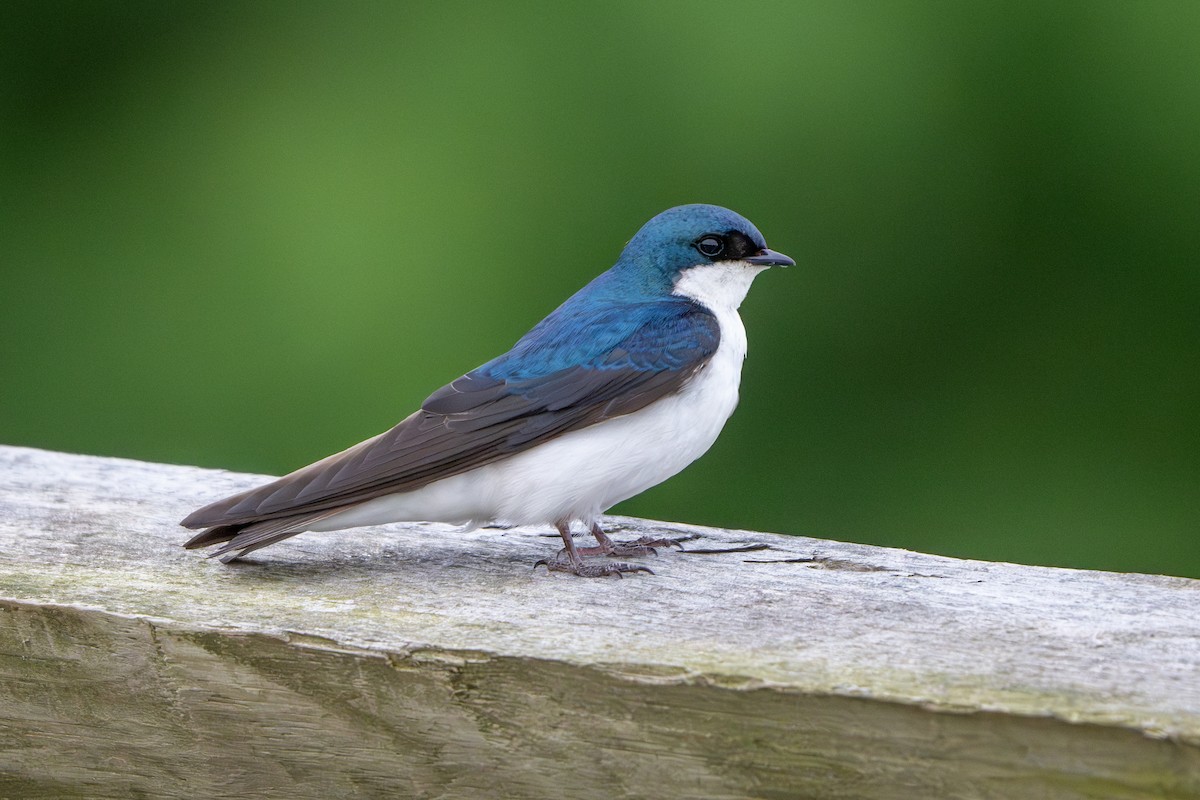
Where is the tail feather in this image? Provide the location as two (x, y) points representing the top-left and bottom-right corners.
(184, 509), (343, 562)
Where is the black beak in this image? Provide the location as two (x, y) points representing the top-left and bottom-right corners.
(746, 248), (795, 267)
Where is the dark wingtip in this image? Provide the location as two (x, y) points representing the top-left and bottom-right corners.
(182, 524), (239, 549)
(181, 499), (229, 530)
(180, 510), (205, 530)
(181, 491), (257, 530)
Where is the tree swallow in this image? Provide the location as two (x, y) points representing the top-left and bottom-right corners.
(182, 204), (793, 577)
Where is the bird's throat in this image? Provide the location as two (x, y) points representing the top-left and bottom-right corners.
(672, 262), (768, 312)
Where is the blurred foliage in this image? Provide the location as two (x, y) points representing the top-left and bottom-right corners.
(1, 1), (1197, 576)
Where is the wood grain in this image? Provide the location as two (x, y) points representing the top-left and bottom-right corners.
(1, 445), (1198, 798)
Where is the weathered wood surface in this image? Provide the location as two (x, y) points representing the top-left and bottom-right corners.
(0, 444), (1197, 799)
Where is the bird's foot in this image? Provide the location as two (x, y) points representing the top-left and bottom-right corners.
(574, 538), (672, 557)
(533, 555), (654, 578)
(584, 527), (695, 557)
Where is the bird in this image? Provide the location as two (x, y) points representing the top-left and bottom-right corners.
(181, 204), (793, 577)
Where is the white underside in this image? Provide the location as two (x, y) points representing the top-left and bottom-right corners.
(309, 261), (767, 533)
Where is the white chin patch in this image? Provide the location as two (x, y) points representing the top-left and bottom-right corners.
(672, 261), (769, 312)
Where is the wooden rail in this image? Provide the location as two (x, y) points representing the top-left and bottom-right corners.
(1, 445), (1197, 798)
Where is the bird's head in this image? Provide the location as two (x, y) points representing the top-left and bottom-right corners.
(613, 204), (794, 296)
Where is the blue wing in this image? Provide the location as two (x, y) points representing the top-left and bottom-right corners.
(182, 298), (720, 530)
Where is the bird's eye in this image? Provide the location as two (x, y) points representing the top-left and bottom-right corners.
(696, 235), (725, 258)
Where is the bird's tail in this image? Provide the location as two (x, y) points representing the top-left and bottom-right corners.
(183, 509), (341, 563)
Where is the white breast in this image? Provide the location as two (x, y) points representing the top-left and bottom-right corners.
(311, 262), (768, 533)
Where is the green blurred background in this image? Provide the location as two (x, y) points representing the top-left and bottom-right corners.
(2, 1), (1197, 577)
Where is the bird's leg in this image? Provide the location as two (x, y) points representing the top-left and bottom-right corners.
(586, 521), (690, 557)
(533, 521), (653, 578)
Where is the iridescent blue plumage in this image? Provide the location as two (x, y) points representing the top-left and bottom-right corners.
(475, 204), (766, 382)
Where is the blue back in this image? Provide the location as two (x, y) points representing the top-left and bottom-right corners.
(478, 205), (762, 381)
